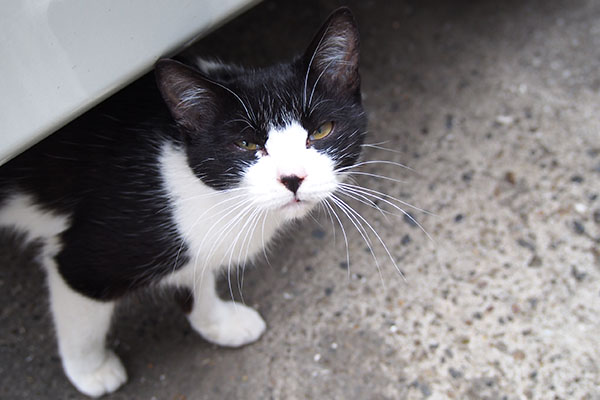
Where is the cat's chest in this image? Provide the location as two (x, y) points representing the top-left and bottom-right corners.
(160, 143), (283, 269)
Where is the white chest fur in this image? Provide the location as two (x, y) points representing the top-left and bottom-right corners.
(159, 143), (285, 275)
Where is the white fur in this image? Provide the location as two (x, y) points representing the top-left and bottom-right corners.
(178, 87), (207, 111)
(0, 194), (69, 254)
(316, 34), (350, 70)
(193, 57), (226, 74)
(0, 195), (126, 397)
(166, 265), (266, 347)
(46, 264), (126, 397)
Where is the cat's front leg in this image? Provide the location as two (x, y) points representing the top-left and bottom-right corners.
(46, 262), (127, 398)
(179, 269), (266, 347)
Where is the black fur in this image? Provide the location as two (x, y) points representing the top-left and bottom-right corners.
(0, 7), (366, 301)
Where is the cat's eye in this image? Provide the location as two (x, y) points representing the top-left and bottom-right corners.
(235, 140), (260, 151)
(310, 121), (334, 141)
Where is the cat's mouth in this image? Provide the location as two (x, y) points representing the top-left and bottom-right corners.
(282, 197), (303, 209)
(276, 196), (315, 218)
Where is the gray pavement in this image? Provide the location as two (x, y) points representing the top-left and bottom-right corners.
(1, 0), (599, 399)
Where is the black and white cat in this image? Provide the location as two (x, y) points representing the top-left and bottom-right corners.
(0, 8), (365, 398)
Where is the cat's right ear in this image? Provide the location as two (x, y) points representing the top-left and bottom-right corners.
(155, 59), (220, 131)
(303, 7), (361, 96)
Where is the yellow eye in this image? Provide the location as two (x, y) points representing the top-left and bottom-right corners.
(235, 140), (259, 151)
(311, 121), (334, 140)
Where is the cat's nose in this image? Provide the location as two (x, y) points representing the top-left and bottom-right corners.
(279, 175), (304, 194)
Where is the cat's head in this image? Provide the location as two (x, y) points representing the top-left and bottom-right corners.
(155, 8), (366, 220)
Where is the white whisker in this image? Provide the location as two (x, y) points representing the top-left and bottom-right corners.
(260, 210), (274, 269)
(341, 171), (407, 185)
(323, 199), (350, 278)
(332, 194), (406, 282)
(329, 195), (387, 286)
(208, 79), (256, 124)
(360, 143), (405, 155)
(194, 200), (255, 295)
(337, 187), (389, 222)
(303, 25), (332, 109)
(339, 183), (435, 243)
(336, 160), (415, 173)
(308, 59), (336, 109)
(172, 192), (248, 275)
(340, 182), (436, 217)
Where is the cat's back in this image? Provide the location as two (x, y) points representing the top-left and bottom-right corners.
(0, 74), (175, 213)
(0, 78), (186, 296)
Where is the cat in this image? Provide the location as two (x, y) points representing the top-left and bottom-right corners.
(0, 7), (365, 398)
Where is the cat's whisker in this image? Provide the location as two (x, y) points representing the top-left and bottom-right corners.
(193, 199), (255, 296)
(318, 201), (337, 245)
(360, 143), (405, 155)
(156, 187), (244, 214)
(340, 171), (407, 185)
(190, 203), (247, 295)
(340, 182), (436, 217)
(172, 192), (249, 274)
(307, 208), (325, 228)
(361, 140), (391, 147)
(158, 187), (247, 215)
(208, 79), (256, 125)
(194, 201), (255, 309)
(238, 207), (265, 299)
(231, 206), (263, 303)
(303, 24), (332, 110)
(332, 129), (365, 163)
(329, 195), (386, 286)
(323, 199), (351, 279)
(336, 160), (415, 173)
(306, 99), (334, 118)
(331, 194), (405, 283)
(339, 183), (435, 243)
(338, 186), (406, 221)
(260, 210), (274, 269)
(308, 59), (336, 109)
(225, 118), (255, 131)
(201, 200), (255, 272)
(211, 201), (260, 298)
(330, 195), (374, 249)
(336, 187), (389, 222)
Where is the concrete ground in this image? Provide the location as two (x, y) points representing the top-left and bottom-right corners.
(1, 0), (599, 399)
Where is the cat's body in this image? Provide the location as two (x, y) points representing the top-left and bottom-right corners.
(0, 8), (365, 397)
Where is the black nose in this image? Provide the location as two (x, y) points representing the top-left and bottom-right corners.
(280, 175), (304, 194)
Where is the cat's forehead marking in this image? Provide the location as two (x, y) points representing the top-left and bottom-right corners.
(263, 121), (311, 178)
(265, 121), (307, 153)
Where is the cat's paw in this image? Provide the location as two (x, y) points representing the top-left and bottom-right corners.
(189, 302), (266, 347)
(63, 350), (127, 398)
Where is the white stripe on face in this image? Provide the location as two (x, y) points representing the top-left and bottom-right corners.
(264, 121), (309, 179)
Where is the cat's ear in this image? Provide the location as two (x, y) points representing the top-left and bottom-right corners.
(303, 7), (361, 95)
(155, 59), (221, 131)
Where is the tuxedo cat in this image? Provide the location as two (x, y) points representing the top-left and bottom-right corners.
(0, 8), (365, 397)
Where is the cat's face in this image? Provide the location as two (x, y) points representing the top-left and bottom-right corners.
(156, 8), (365, 220)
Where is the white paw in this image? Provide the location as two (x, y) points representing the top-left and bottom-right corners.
(63, 350), (127, 398)
(189, 302), (267, 347)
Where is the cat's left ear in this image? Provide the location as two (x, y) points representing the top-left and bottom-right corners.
(155, 59), (221, 131)
(303, 7), (361, 95)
